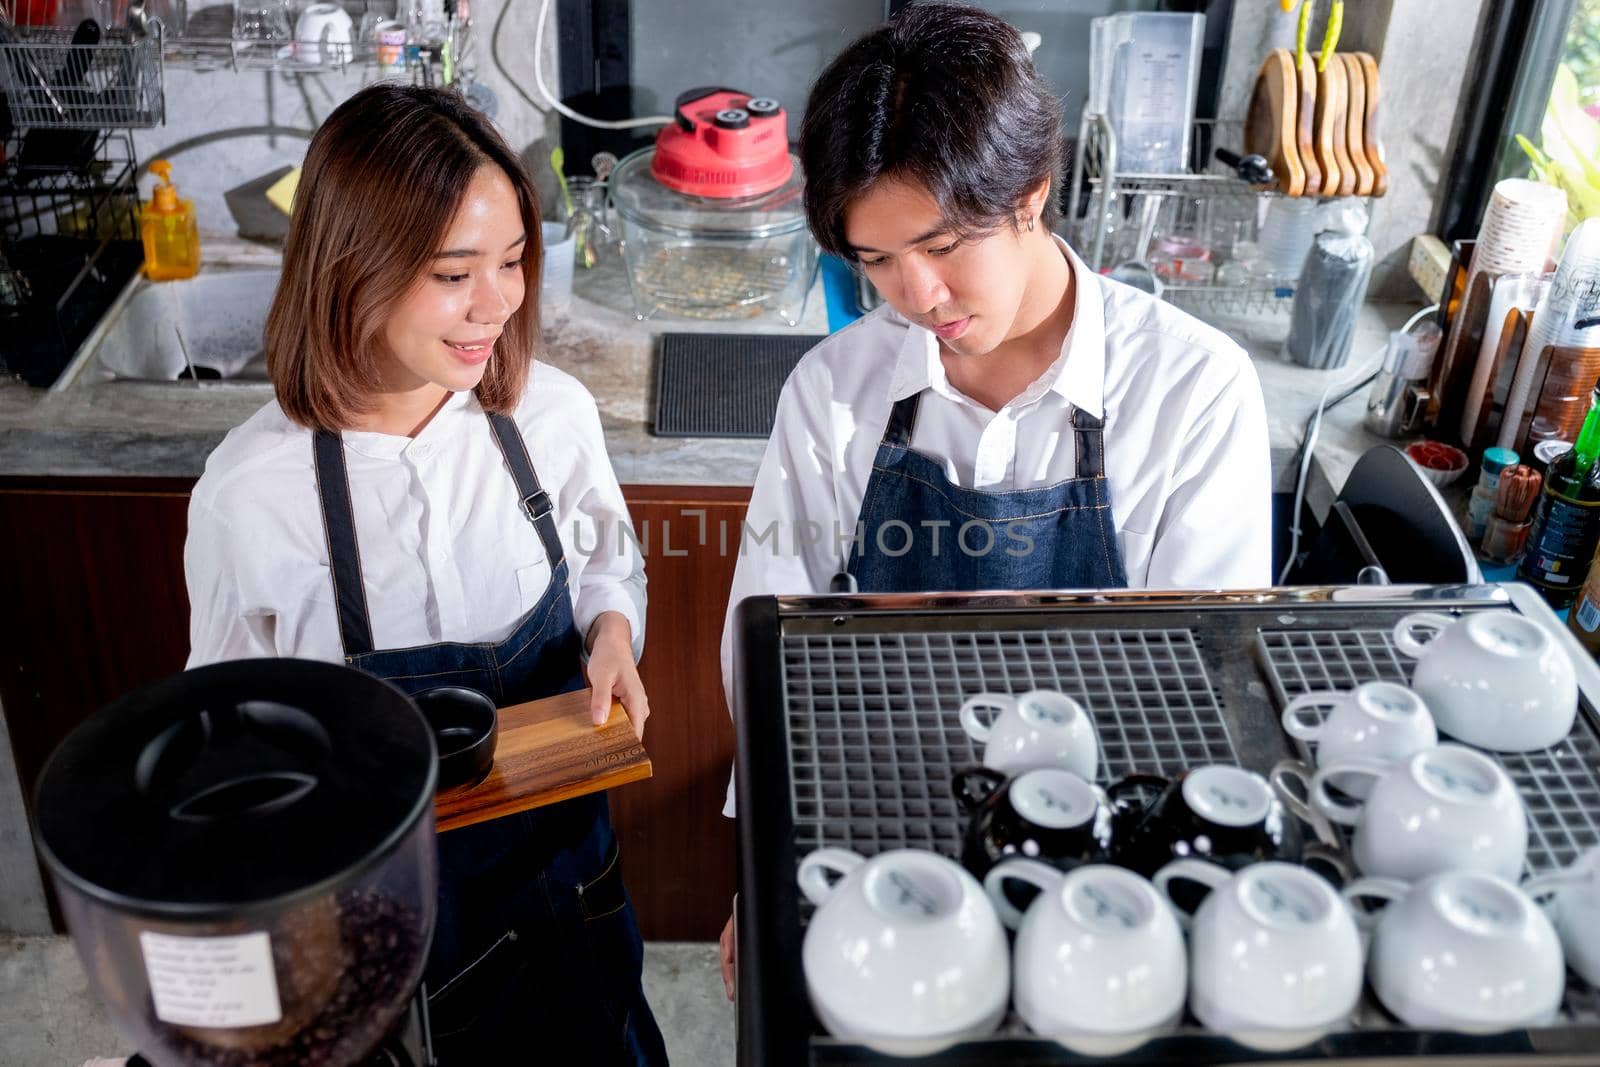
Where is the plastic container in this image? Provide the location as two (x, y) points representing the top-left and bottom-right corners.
(1090, 13), (1205, 174)
(32, 660), (438, 1067)
(1283, 230), (1375, 369)
(1478, 447), (1521, 494)
(140, 159), (200, 281)
(609, 146), (817, 325)
(539, 220), (576, 315)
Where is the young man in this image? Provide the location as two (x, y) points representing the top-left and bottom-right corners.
(716, 2), (1270, 992)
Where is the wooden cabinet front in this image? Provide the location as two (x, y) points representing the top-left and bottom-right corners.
(0, 477), (749, 941)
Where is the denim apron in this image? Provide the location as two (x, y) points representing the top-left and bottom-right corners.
(845, 391), (1130, 591)
(312, 412), (668, 1066)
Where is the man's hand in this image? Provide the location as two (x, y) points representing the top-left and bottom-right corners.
(719, 911), (736, 1001)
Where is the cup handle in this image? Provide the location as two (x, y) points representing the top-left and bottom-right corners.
(959, 693), (1012, 744)
(982, 857), (1064, 930)
(1105, 773), (1169, 818)
(1268, 759), (1337, 845)
(797, 848), (865, 907)
(1340, 875), (1410, 931)
(1392, 611), (1456, 659)
(1523, 853), (1599, 902)
(952, 766), (1007, 813)
(1281, 692), (1338, 742)
(1309, 759), (1389, 827)
(1151, 858), (1232, 929)
(1302, 843), (1356, 887)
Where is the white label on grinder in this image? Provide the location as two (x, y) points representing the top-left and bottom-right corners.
(140, 931), (282, 1028)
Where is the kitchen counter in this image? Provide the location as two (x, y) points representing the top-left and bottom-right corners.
(0, 239), (1418, 497)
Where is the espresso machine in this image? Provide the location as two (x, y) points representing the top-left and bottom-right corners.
(32, 659), (441, 1067)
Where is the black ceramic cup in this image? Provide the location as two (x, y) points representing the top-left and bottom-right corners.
(953, 765), (1115, 882)
(414, 686), (498, 791)
(1107, 763), (1303, 880)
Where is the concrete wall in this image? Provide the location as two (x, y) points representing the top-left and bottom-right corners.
(128, 0), (563, 235)
(1219, 0), (1493, 298)
(129, 0), (1491, 295)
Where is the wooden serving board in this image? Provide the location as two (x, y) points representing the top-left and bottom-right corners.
(1341, 53), (1376, 196)
(434, 688), (652, 833)
(1318, 56), (1355, 197)
(1355, 52), (1388, 197)
(1246, 50), (1305, 197)
(1295, 50), (1323, 197)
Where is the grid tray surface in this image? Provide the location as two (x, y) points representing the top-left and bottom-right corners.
(783, 627), (1236, 859)
(1258, 627), (1600, 875)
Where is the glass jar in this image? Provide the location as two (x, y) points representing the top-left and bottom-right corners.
(608, 146), (817, 325)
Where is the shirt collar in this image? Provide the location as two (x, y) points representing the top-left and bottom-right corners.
(342, 387), (477, 459)
(884, 235), (1106, 419)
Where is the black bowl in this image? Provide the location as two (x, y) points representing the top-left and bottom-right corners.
(414, 687), (498, 791)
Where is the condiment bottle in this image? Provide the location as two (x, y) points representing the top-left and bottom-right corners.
(1466, 447), (1520, 540)
(1518, 385), (1600, 606)
(1569, 545), (1600, 656)
(140, 159), (200, 281)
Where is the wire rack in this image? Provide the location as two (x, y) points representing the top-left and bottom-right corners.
(0, 127), (143, 384)
(1257, 625), (1600, 876)
(735, 589), (1600, 1064)
(784, 627), (1237, 862)
(1067, 113), (1323, 322)
(0, 23), (164, 127)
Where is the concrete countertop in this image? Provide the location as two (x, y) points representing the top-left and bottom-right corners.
(0, 239), (1419, 498)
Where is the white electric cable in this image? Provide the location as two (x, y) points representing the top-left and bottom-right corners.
(490, 0), (674, 130)
(1278, 303), (1441, 585)
(529, 0), (674, 130)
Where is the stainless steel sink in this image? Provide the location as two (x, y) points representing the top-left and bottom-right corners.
(52, 267), (280, 390)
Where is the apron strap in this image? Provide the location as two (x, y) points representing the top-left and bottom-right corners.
(882, 392), (921, 447)
(1072, 407), (1107, 479)
(485, 412), (569, 573)
(312, 428), (377, 657)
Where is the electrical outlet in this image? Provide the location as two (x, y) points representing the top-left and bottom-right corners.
(1409, 234), (1451, 305)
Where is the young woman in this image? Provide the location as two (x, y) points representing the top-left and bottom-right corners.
(717, 2), (1271, 993)
(185, 84), (667, 1064)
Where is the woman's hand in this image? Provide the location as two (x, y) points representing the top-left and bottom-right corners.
(585, 611), (649, 740)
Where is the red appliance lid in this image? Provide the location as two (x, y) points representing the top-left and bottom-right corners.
(650, 86), (793, 200)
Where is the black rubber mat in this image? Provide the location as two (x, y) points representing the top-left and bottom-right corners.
(652, 332), (826, 438)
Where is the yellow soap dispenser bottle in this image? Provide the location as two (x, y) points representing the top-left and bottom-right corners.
(140, 159), (200, 281)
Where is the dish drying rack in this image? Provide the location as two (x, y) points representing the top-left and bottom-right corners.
(0, 20), (165, 127)
(1066, 114), (1370, 325)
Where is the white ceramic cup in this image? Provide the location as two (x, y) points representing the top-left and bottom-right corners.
(294, 2), (354, 63)
(1393, 610), (1578, 752)
(798, 847), (1009, 1055)
(1524, 847), (1600, 987)
(1152, 859), (1363, 1051)
(982, 860), (1186, 1056)
(1281, 682), (1439, 797)
(1309, 743), (1528, 882)
(958, 689), (1098, 780)
(1344, 870), (1565, 1033)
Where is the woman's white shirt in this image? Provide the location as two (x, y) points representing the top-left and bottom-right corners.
(717, 238), (1271, 814)
(186, 364), (645, 668)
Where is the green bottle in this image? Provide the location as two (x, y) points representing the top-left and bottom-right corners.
(1519, 385), (1600, 606)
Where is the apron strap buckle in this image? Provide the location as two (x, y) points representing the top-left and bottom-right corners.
(521, 489), (554, 522)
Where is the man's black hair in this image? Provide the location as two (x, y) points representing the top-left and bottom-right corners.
(799, 1), (1064, 262)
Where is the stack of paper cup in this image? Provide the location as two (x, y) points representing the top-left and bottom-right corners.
(1498, 218), (1600, 451)
(1471, 179), (1569, 276)
(1437, 180), (1566, 436)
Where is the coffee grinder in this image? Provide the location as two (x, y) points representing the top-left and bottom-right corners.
(33, 658), (442, 1067)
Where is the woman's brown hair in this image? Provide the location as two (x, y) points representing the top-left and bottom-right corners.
(266, 84), (543, 429)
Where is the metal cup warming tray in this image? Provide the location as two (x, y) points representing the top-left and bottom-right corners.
(730, 584), (1600, 1065)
